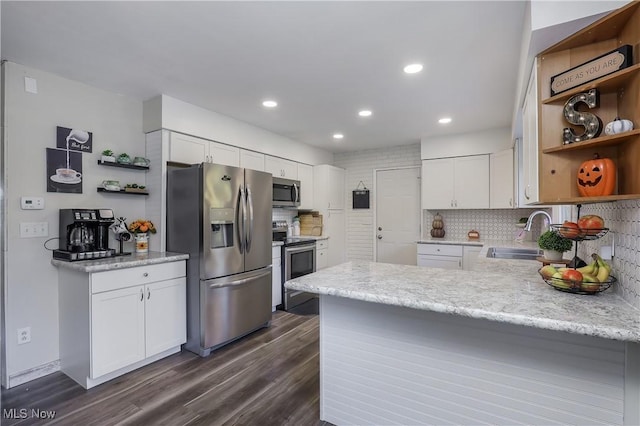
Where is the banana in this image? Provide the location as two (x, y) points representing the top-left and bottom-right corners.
(592, 253), (611, 282)
(581, 273), (600, 283)
(577, 261), (598, 275)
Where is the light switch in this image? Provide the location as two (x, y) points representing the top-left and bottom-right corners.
(24, 77), (38, 94)
(20, 222), (49, 238)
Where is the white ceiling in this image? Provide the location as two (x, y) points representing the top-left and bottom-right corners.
(1, 1), (527, 153)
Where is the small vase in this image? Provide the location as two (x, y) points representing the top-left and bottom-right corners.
(543, 249), (562, 261)
(135, 233), (149, 253)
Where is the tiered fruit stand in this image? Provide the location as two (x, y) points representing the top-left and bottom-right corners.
(538, 204), (616, 295)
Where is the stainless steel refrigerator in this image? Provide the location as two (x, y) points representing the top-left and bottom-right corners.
(167, 163), (272, 357)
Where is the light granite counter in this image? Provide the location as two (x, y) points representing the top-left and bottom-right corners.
(286, 255), (640, 342)
(51, 251), (189, 273)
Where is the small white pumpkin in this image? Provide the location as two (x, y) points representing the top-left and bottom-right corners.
(604, 117), (634, 136)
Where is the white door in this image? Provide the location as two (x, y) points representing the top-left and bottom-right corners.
(376, 167), (421, 265)
(145, 278), (187, 357)
(91, 286), (145, 378)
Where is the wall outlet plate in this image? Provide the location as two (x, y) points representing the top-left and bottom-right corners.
(17, 327), (31, 344)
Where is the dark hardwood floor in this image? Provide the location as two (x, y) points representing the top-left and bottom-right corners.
(2, 306), (327, 426)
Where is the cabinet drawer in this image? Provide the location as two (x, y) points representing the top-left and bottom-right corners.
(417, 254), (462, 270)
(316, 240), (328, 250)
(272, 246), (281, 259)
(91, 261), (186, 294)
(417, 244), (463, 257)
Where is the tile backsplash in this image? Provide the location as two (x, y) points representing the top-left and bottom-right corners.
(423, 208), (549, 242)
(577, 200), (640, 309)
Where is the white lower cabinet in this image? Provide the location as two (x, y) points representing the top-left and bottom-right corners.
(316, 239), (328, 270)
(416, 243), (481, 271)
(272, 246), (282, 311)
(58, 260), (186, 389)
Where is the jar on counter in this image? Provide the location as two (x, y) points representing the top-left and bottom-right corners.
(292, 217), (300, 236)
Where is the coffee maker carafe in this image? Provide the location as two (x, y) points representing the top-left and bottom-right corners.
(53, 209), (116, 261)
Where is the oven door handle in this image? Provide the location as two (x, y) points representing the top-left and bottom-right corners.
(284, 244), (315, 255)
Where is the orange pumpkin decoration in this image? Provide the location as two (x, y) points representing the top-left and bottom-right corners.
(576, 154), (616, 197)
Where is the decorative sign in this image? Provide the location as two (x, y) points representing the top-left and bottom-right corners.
(562, 89), (602, 144)
(56, 126), (93, 153)
(550, 45), (632, 96)
(47, 148), (83, 193)
(353, 190), (370, 209)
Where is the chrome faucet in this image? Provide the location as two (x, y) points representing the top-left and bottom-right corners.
(524, 210), (552, 232)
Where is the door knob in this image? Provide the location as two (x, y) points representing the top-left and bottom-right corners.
(377, 235), (382, 239)
(378, 227), (382, 231)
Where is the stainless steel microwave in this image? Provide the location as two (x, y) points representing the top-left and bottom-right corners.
(272, 177), (300, 207)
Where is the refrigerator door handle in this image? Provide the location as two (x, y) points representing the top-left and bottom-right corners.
(245, 186), (254, 252)
(237, 185), (245, 254)
(206, 268), (272, 289)
(293, 183), (299, 203)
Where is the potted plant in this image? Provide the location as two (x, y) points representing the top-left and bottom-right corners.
(101, 149), (116, 163)
(538, 230), (573, 261)
(117, 152), (131, 164)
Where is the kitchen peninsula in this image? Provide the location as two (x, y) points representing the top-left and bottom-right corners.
(286, 246), (640, 425)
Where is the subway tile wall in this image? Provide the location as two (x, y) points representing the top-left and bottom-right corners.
(577, 200), (640, 309)
(423, 208), (548, 242)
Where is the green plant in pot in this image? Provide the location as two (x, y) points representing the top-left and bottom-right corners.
(538, 230), (573, 261)
(117, 152), (131, 164)
(101, 149), (116, 163)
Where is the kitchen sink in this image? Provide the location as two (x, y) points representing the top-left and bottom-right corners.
(485, 247), (542, 260)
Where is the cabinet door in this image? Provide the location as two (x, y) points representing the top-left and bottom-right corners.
(421, 158), (455, 210)
(490, 149), (514, 209)
(297, 163), (314, 210)
(272, 255), (282, 311)
(208, 141), (240, 167)
(462, 246), (482, 271)
(145, 278), (187, 358)
(522, 64), (539, 204)
(281, 159), (298, 179)
(265, 156), (298, 179)
(417, 254), (462, 270)
(316, 249), (328, 270)
(169, 133), (207, 164)
(325, 210), (345, 267)
(240, 149), (265, 171)
(454, 155), (489, 209)
(91, 286), (145, 378)
(327, 166), (345, 209)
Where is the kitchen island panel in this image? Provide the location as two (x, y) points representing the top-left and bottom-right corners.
(320, 295), (626, 425)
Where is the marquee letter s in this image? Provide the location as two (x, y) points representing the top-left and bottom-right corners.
(562, 89), (602, 144)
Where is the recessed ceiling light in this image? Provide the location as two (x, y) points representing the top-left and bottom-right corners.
(358, 110), (372, 117)
(403, 63), (423, 74)
(262, 100), (278, 108)
(333, 133), (344, 139)
(438, 117), (452, 124)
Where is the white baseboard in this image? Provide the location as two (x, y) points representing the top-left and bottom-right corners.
(8, 360), (60, 389)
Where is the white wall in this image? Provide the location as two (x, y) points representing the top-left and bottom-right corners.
(530, 0), (629, 31)
(421, 127), (512, 160)
(144, 94), (332, 166)
(2, 62), (146, 387)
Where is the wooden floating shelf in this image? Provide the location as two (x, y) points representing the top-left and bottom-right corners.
(97, 160), (149, 171)
(541, 64), (640, 105)
(536, 194), (640, 205)
(542, 130), (640, 153)
(97, 188), (149, 196)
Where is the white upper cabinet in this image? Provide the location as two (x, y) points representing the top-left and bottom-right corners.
(169, 132), (239, 167)
(297, 163), (314, 210)
(265, 155), (298, 179)
(490, 148), (515, 209)
(240, 149), (265, 171)
(422, 155), (489, 210)
(314, 164), (345, 210)
(522, 63), (539, 205)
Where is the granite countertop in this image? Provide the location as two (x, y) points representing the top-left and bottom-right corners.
(52, 251), (189, 273)
(286, 252), (640, 342)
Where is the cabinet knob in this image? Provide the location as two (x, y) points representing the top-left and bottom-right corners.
(378, 226), (382, 231)
(377, 235), (382, 239)
(143, 272), (149, 277)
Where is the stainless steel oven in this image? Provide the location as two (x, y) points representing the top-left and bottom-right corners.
(282, 240), (316, 310)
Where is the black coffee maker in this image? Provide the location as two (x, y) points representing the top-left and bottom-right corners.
(53, 209), (116, 261)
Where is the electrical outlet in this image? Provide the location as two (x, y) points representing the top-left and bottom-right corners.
(17, 327), (31, 344)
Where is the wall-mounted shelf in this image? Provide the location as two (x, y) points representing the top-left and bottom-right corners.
(542, 130), (640, 154)
(97, 160), (149, 171)
(97, 188), (149, 196)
